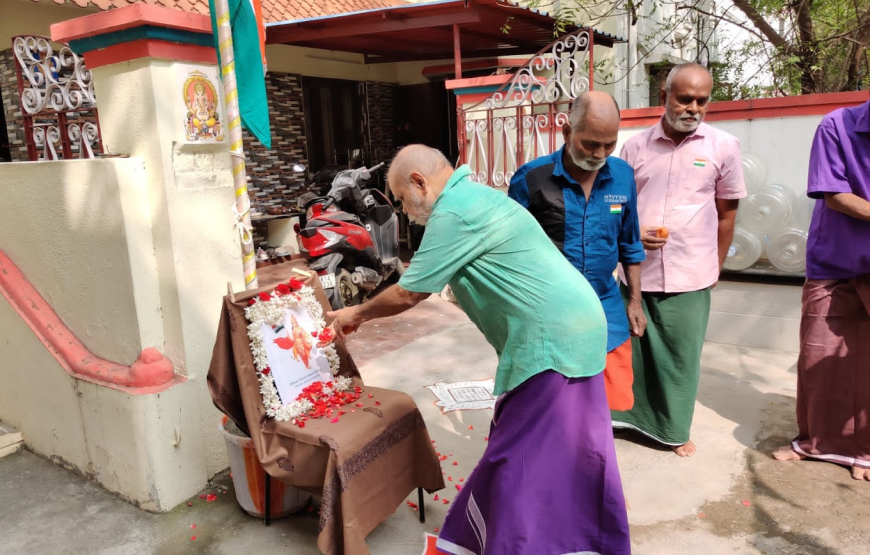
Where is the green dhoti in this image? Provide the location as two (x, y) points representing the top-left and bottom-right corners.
(612, 286), (711, 445)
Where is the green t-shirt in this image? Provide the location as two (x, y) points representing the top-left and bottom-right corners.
(399, 165), (607, 396)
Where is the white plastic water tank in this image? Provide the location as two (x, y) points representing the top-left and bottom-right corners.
(740, 184), (796, 234)
(741, 152), (768, 195)
(724, 226), (764, 271)
(767, 228), (808, 274)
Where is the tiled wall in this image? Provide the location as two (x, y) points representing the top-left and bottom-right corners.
(365, 80), (397, 164)
(1, 49), (28, 162)
(249, 76), (398, 248)
(243, 72), (309, 215)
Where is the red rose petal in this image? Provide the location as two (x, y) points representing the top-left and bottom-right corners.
(698, 512), (706, 519)
(330, 417), (339, 423)
(288, 278), (304, 291)
(187, 502), (193, 507)
(190, 524), (196, 529)
(262, 367), (271, 376)
(433, 494), (439, 501)
(434, 527), (439, 533)
(742, 500), (751, 507)
(484, 436), (489, 442)
(206, 494), (217, 502)
(258, 292), (271, 302)
(447, 477), (452, 481)
(452, 462), (458, 466)
(368, 393), (374, 398)
(356, 403), (363, 407)
(455, 485), (462, 492)
(468, 425), (473, 430)
(247, 299), (256, 306)
(442, 499), (450, 504)
(190, 536), (197, 541)
(375, 401), (381, 406)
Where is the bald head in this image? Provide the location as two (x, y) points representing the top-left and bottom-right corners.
(568, 91), (621, 131)
(664, 63), (713, 98)
(562, 92), (620, 173)
(388, 144), (454, 225)
(661, 63), (713, 138)
(387, 145), (452, 190)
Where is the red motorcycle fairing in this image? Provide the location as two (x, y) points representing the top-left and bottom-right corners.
(298, 218), (376, 258)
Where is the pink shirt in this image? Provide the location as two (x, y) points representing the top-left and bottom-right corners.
(620, 120), (746, 293)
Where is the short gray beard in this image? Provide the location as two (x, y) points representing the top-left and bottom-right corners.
(568, 145), (606, 172)
(406, 192), (433, 225)
(665, 105), (702, 133)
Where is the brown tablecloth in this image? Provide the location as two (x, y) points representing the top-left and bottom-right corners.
(207, 260), (445, 555)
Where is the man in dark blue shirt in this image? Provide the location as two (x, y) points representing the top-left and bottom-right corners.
(508, 91), (646, 410)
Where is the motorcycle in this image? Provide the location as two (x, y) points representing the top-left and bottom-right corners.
(294, 163), (404, 310)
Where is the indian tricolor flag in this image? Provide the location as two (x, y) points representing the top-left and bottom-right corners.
(209, 0), (272, 149)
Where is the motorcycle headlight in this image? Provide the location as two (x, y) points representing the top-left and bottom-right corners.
(319, 229), (342, 248)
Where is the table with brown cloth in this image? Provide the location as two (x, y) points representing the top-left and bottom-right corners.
(207, 260), (445, 555)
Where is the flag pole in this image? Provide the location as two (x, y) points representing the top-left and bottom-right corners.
(213, 0), (258, 290)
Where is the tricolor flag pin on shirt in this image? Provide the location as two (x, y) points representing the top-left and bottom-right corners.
(610, 204), (623, 214)
(694, 158), (706, 167)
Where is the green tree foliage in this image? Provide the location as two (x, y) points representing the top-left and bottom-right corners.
(519, 0), (869, 97)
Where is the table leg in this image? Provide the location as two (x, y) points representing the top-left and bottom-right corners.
(418, 487), (425, 524)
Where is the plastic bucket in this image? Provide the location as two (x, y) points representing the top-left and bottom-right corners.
(220, 416), (311, 518)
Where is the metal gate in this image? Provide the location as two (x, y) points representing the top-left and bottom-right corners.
(13, 35), (102, 161)
(457, 28), (594, 187)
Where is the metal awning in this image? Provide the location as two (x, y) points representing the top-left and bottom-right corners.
(266, 0), (625, 64)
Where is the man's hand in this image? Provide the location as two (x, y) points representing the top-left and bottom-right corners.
(320, 306), (363, 345)
(640, 226), (668, 250)
(627, 300), (646, 337)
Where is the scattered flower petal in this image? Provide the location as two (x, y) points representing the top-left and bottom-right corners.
(187, 502), (193, 507)
(190, 536), (197, 541)
(452, 461), (458, 466)
(468, 426), (473, 430)
(434, 528), (439, 533)
(742, 500), (751, 507)
(484, 436), (489, 442)
(455, 485), (462, 492)
(434, 494), (439, 501)
(442, 499), (450, 504)
(190, 524), (196, 529)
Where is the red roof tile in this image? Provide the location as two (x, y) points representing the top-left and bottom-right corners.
(30, 0), (409, 22)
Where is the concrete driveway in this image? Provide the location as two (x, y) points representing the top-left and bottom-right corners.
(1, 295), (868, 555)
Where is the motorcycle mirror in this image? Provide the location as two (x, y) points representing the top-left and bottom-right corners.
(292, 163), (306, 173)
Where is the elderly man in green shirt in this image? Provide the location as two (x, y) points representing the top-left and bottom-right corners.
(325, 144), (630, 555)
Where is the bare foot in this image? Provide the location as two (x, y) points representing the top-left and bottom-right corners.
(672, 440), (696, 457)
(851, 466), (870, 481)
(771, 445), (805, 461)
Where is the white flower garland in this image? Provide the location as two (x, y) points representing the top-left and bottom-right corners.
(244, 284), (351, 422)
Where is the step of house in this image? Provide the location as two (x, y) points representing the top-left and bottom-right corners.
(0, 421), (24, 460)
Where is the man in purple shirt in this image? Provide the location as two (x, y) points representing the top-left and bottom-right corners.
(773, 97), (870, 481)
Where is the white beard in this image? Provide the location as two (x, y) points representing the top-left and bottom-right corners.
(568, 146), (606, 172)
(665, 107), (701, 133)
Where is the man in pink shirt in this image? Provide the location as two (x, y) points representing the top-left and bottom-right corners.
(614, 63), (746, 456)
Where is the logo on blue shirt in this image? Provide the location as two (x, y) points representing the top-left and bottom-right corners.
(603, 194), (629, 204)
